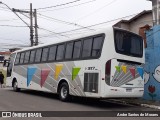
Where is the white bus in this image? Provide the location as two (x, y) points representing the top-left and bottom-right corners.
(5, 27), (144, 101)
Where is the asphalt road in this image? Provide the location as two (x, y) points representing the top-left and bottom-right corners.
(0, 88), (159, 120)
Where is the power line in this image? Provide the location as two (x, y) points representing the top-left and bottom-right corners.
(0, 18), (20, 21)
(0, 37), (29, 44)
(0, 2), (30, 27)
(0, 25), (28, 27)
(0, 6), (10, 11)
(0, 8), (10, 12)
(19, 12), (30, 19)
(38, 27), (70, 38)
(0, 6), (7, 9)
(37, 0), (82, 10)
(75, 0), (118, 22)
(39, 0), (97, 12)
(39, 0), (117, 33)
(1, 43), (29, 46)
(38, 13), (94, 31)
(39, 30), (88, 39)
(12, 10), (30, 27)
(38, 13), (138, 39)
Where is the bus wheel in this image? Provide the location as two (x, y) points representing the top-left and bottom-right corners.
(59, 82), (70, 102)
(13, 81), (20, 92)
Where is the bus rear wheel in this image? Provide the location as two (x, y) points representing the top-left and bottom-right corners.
(59, 82), (70, 102)
(13, 81), (20, 92)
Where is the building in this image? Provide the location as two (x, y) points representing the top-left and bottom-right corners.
(114, 10), (153, 48)
(0, 51), (11, 68)
(114, 10), (153, 34)
(0, 51), (11, 85)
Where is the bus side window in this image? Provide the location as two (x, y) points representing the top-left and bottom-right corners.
(35, 48), (42, 63)
(65, 42), (73, 59)
(48, 45), (57, 61)
(41, 47), (49, 62)
(82, 38), (93, 58)
(92, 36), (103, 57)
(56, 44), (65, 61)
(15, 53), (20, 65)
(73, 40), (82, 59)
(29, 50), (36, 63)
(24, 51), (30, 63)
(20, 52), (25, 64)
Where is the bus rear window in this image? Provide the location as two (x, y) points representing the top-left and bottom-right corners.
(114, 29), (143, 57)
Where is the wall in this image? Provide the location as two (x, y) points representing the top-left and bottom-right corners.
(129, 13), (153, 34)
(143, 25), (160, 100)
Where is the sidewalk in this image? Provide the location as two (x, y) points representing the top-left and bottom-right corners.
(110, 98), (160, 110)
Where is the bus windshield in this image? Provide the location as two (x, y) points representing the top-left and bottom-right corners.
(114, 29), (143, 57)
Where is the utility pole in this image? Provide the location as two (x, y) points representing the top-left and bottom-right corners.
(30, 3), (34, 46)
(4, 3), (38, 47)
(34, 9), (38, 46)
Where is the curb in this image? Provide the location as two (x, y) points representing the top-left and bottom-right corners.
(109, 99), (160, 110)
(140, 104), (160, 110)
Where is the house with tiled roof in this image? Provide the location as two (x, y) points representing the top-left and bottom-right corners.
(114, 10), (153, 34)
(114, 10), (153, 48)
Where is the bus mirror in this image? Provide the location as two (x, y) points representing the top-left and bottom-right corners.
(3, 60), (9, 67)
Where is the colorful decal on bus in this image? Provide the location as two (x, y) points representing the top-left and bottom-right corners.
(41, 69), (50, 87)
(72, 67), (81, 80)
(54, 64), (63, 80)
(27, 67), (37, 87)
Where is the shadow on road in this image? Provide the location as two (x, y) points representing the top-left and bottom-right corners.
(8, 89), (134, 110)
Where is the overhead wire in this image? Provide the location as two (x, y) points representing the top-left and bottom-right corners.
(0, 6), (11, 12)
(0, 18), (22, 22)
(51, 13), (137, 34)
(38, 13), (94, 31)
(1, 43), (29, 46)
(37, 0), (117, 35)
(1, 3), (30, 27)
(38, 27), (70, 38)
(0, 25), (28, 27)
(37, 13), (138, 39)
(37, 0), (82, 10)
(0, 8), (11, 12)
(11, 11), (30, 27)
(39, 0), (97, 12)
(75, 0), (118, 22)
(18, 12), (30, 19)
(0, 37), (29, 44)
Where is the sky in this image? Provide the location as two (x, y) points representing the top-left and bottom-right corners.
(0, 0), (152, 51)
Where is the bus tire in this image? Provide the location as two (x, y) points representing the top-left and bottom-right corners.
(59, 82), (70, 102)
(13, 81), (20, 92)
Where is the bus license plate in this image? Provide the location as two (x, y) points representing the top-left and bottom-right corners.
(126, 88), (132, 92)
